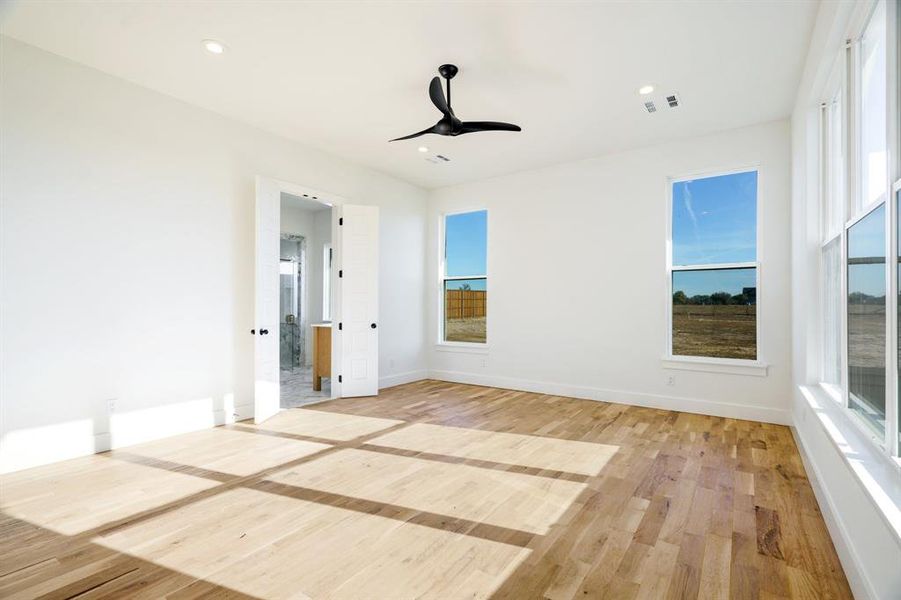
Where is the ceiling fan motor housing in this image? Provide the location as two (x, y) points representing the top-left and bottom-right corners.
(438, 64), (458, 79)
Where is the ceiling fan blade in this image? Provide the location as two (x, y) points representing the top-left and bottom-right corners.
(459, 121), (522, 134)
(429, 76), (450, 115)
(389, 125), (439, 142)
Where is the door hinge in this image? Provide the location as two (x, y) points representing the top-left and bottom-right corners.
(339, 217), (343, 226)
(338, 322), (343, 330)
(339, 269), (343, 278)
(338, 375), (342, 383)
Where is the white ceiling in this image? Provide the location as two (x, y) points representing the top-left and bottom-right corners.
(281, 192), (330, 212)
(0, 1), (818, 189)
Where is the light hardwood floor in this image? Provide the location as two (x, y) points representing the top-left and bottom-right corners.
(0, 380), (851, 599)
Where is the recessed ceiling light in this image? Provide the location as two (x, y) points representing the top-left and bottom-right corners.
(203, 39), (226, 55)
(417, 146), (429, 153)
(639, 85), (654, 95)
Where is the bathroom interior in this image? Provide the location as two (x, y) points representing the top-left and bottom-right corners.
(279, 192), (333, 408)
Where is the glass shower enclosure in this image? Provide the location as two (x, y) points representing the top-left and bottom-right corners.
(280, 235), (305, 371)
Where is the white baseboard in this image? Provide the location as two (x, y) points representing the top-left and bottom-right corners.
(790, 420), (876, 600)
(0, 397), (251, 474)
(427, 369), (791, 425)
(379, 369), (428, 390)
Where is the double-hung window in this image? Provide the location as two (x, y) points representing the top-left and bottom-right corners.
(668, 170), (759, 362)
(817, 0), (900, 457)
(441, 209), (487, 344)
(821, 64), (846, 391)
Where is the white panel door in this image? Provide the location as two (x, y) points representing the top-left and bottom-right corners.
(254, 177), (281, 423)
(338, 204), (379, 397)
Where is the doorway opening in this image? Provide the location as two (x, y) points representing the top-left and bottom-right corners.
(279, 192), (333, 408)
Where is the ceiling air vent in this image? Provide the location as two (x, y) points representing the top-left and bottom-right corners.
(665, 93), (680, 108)
(425, 154), (451, 164)
(643, 101), (657, 114)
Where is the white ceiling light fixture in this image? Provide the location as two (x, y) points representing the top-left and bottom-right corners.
(417, 146), (429, 153)
(638, 84), (654, 95)
(202, 39), (226, 55)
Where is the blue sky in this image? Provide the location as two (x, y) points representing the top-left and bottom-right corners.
(848, 203), (886, 298)
(672, 171), (757, 266)
(445, 210), (487, 288)
(671, 171), (757, 297)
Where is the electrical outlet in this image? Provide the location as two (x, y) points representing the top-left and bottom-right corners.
(107, 398), (116, 413)
(665, 375), (675, 386)
(389, 358), (395, 370)
(480, 356), (488, 368)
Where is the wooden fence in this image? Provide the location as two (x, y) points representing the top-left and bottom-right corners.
(445, 289), (486, 319)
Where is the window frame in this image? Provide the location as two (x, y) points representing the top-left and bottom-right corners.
(855, 0), (890, 217)
(816, 0), (901, 461)
(844, 198), (889, 448)
(819, 49), (849, 399)
(664, 166), (764, 372)
(437, 207), (489, 348)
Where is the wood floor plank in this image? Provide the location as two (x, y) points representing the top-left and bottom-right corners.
(0, 380), (852, 599)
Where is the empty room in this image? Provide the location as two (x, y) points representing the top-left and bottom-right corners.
(0, 1), (899, 599)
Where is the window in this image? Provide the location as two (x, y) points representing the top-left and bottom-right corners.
(816, 0), (899, 457)
(824, 88), (846, 238)
(858, 0), (887, 213)
(822, 237), (843, 387)
(847, 204), (886, 435)
(441, 210), (487, 343)
(322, 244), (332, 321)
(821, 64), (846, 391)
(669, 170), (758, 360)
(896, 183), (900, 450)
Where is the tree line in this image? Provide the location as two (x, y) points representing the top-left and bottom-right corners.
(672, 290), (754, 306)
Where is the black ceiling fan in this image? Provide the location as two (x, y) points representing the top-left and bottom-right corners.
(390, 64), (521, 142)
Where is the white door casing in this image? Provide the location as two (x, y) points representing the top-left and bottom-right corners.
(253, 176), (281, 423)
(337, 204), (379, 397)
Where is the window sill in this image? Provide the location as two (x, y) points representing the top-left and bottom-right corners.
(799, 384), (901, 544)
(435, 342), (489, 354)
(661, 356), (768, 377)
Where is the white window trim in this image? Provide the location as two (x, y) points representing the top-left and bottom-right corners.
(437, 208), (488, 348)
(852, 0), (891, 220)
(799, 384), (901, 545)
(817, 0), (900, 461)
(664, 166), (766, 374)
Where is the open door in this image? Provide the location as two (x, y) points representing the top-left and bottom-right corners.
(336, 204), (379, 397)
(253, 177), (281, 423)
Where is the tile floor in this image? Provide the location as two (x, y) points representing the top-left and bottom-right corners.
(280, 365), (331, 408)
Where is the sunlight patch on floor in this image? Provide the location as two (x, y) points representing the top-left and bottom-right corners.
(94, 487), (531, 600)
(251, 408), (404, 441)
(117, 427), (331, 476)
(368, 422), (618, 476)
(265, 447), (586, 535)
(0, 457), (216, 535)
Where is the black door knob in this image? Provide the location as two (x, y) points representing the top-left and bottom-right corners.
(250, 329), (255, 335)
(260, 329), (269, 335)
(370, 323), (377, 329)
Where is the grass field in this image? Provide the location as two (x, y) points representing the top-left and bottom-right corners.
(672, 305), (756, 360)
(445, 317), (486, 343)
(848, 304), (886, 367)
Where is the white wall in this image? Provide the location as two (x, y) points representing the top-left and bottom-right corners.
(0, 37), (428, 473)
(788, 2), (901, 599)
(427, 120), (792, 424)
